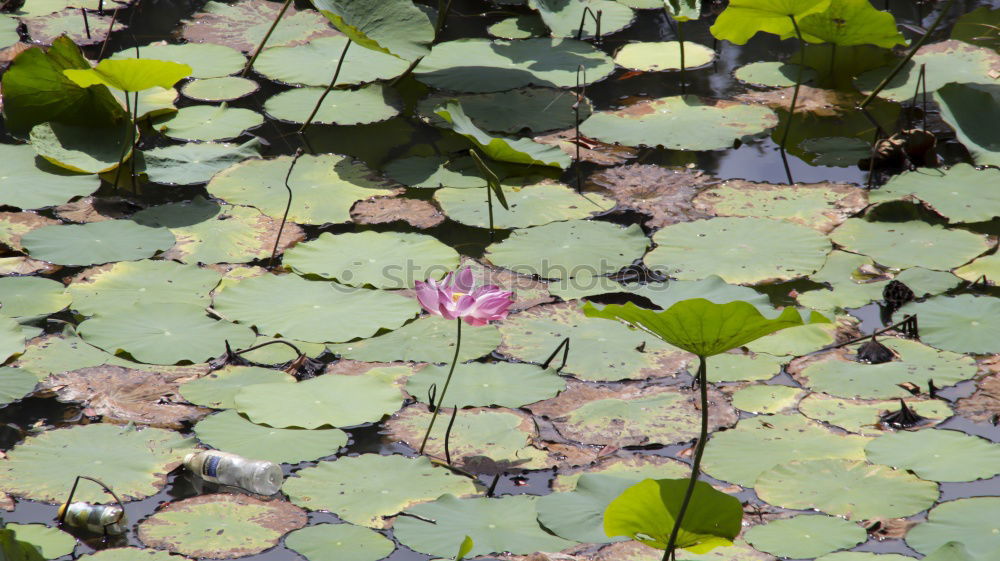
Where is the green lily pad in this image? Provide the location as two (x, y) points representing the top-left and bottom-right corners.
(383, 155), (486, 189)
(330, 316), (501, 364)
(798, 261), (962, 313)
(0, 144), (101, 210)
(181, 77), (258, 102)
(22, 8), (114, 47)
(283, 454), (477, 528)
(194, 410), (348, 464)
(0, 423), (194, 503)
(285, 524), (395, 561)
(284, 231), (459, 289)
(615, 41), (716, 71)
(530, 0), (635, 37)
(420, 88), (591, 135)
(855, 40), (1000, 101)
(394, 494), (574, 557)
(866, 429), (1000, 483)
(68, 260), (220, 316)
(906, 497), (1000, 558)
(140, 139), (260, 185)
(709, 0), (829, 44)
(934, 83), (1000, 167)
(406, 362), (564, 408)
(0, 15), (17, 46)
(799, 393), (952, 436)
(265, 84), (400, 126)
(311, 0), (434, 61)
(137, 493), (307, 558)
(111, 42), (246, 79)
(706, 352), (785, 382)
(731, 384), (805, 414)
(252, 36), (410, 87)
(645, 217), (830, 284)
(595, 539), (772, 561)
(0, 367), (39, 407)
(870, 164), (1000, 223)
(21, 220), (175, 267)
(745, 320), (842, 356)
(759, 460), (939, 519)
(537, 474), (643, 544)
(415, 38), (615, 93)
(580, 95), (778, 151)
(181, 0), (337, 53)
(745, 515), (866, 559)
(734, 61), (817, 87)
(435, 181), (613, 229)
(816, 553), (921, 561)
(800, 136), (872, 167)
(154, 105), (263, 142)
(4, 524), (76, 560)
(954, 252), (1000, 283)
(63, 58), (191, 92)
(30, 121), (131, 174)
(629, 277), (773, 311)
(0, 277), (69, 318)
(830, 218), (989, 271)
(796, 0), (905, 47)
(899, 295), (1000, 354)
(179, 365), (295, 409)
(13, 333), (128, 381)
(488, 14), (548, 39)
(77, 548), (190, 561)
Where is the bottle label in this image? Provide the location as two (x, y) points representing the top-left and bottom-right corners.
(203, 454), (222, 478)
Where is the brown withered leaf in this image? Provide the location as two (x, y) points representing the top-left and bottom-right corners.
(461, 257), (553, 311)
(0, 211), (61, 251)
(864, 517), (916, 540)
(736, 85), (858, 117)
(181, 0), (338, 52)
(956, 358), (1000, 424)
(534, 129), (637, 166)
(587, 164), (716, 228)
(350, 196), (445, 229)
(0, 256), (58, 275)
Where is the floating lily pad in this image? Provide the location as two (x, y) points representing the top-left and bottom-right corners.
(705, 352), (785, 383)
(154, 105), (262, 142)
(615, 41), (716, 71)
(22, 220), (175, 267)
(580, 96), (778, 151)
(0, 277), (69, 318)
(68, 260), (220, 316)
(0, 144), (101, 209)
(30, 121), (131, 174)
(112, 43), (245, 78)
(898, 295), (1000, 354)
(419, 88), (591, 134)
(5, 523), (76, 560)
(181, 0), (337, 53)
(746, 319), (845, 357)
(0, 424), (194, 503)
(0, 367), (38, 407)
(906, 497), (1000, 558)
(194, 410), (348, 464)
(799, 393), (952, 436)
(855, 40), (1000, 101)
(23, 8), (116, 46)
(414, 38), (615, 93)
(646, 217), (830, 284)
(488, 14), (548, 39)
(537, 473), (635, 543)
(383, 155), (486, 189)
(866, 429), (1000, 482)
(954, 252), (1000, 283)
(406, 362), (564, 408)
(816, 554), (921, 561)
(745, 515), (866, 559)
(77, 548), (190, 561)
(731, 384), (805, 414)
(137, 493), (307, 558)
(830, 219), (989, 271)
(13, 333), (127, 381)
(798, 260), (962, 313)
(141, 139), (260, 185)
(531, 0), (635, 37)
(329, 316), (501, 364)
(265, 84), (400, 126)
(734, 61), (817, 87)
(253, 36), (409, 87)
(285, 524), (395, 561)
(435, 181), (612, 229)
(870, 165), (1000, 223)
(595, 539), (772, 561)
(552, 453), (688, 493)
(283, 454), (477, 528)
(182, 77), (258, 102)
(934, 83), (1000, 167)
(180, 366), (295, 409)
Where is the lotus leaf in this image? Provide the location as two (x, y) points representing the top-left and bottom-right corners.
(141, 139), (260, 185)
(111, 43), (245, 79)
(855, 40), (1000, 101)
(870, 165), (1000, 223)
(285, 524), (395, 561)
(629, 277), (772, 311)
(253, 36), (409, 88)
(906, 497), (1000, 557)
(64, 59), (191, 92)
(383, 155), (486, 189)
(0, 144), (101, 209)
(13, 334), (128, 381)
(21, 220), (175, 267)
(194, 410), (348, 464)
(866, 429), (1000, 482)
(435, 101), (570, 168)
(22, 9), (116, 46)
(488, 14), (547, 39)
(952, 6), (1000, 51)
(283, 454), (477, 528)
(796, 0), (905, 47)
(615, 41), (716, 72)
(706, 352), (785, 383)
(933, 83), (1000, 167)
(311, 0), (433, 61)
(709, 0), (830, 44)
(0, 367), (38, 407)
(153, 105), (262, 142)
(734, 61), (817, 87)
(731, 384), (805, 414)
(537, 474), (642, 543)
(745, 319), (843, 356)
(529, 0), (634, 37)
(597, 539), (773, 561)
(330, 315), (501, 363)
(745, 515), (866, 559)
(68, 260), (220, 316)
(181, 0), (337, 52)
(830, 218), (989, 271)
(265, 84), (400, 126)
(0, 277), (69, 318)
(0, 15), (16, 46)
(799, 393), (952, 436)
(898, 295), (1000, 354)
(110, 86), (178, 121)
(4, 524), (75, 560)
(180, 366), (295, 409)
(77, 548), (188, 561)
(30, 121), (132, 174)
(954, 252), (1000, 283)
(419, 88), (590, 134)
(816, 554), (921, 561)
(436, 181), (612, 229)
(407, 362), (564, 408)
(181, 77), (258, 102)
(799, 263), (962, 313)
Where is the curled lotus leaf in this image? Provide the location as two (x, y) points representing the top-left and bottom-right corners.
(934, 83), (1000, 167)
(310, 0), (434, 61)
(419, 88), (591, 134)
(63, 58), (192, 92)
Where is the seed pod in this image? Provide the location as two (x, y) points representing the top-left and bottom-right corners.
(857, 337), (895, 364)
(882, 280), (914, 312)
(880, 399), (927, 430)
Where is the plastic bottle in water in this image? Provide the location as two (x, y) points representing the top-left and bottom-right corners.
(183, 450), (283, 495)
(58, 502), (128, 535)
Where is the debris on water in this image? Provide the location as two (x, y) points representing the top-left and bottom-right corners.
(857, 337), (895, 364)
(880, 399), (928, 429)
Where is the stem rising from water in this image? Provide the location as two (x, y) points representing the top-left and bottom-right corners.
(418, 319), (463, 455)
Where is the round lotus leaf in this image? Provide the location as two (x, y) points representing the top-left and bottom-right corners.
(485, 220), (649, 280)
(283, 231), (459, 289)
(745, 514), (866, 559)
(137, 493), (306, 558)
(385, 405), (551, 469)
(394, 494), (575, 557)
(283, 454), (477, 528)
(628, 276), (773, 311)
(207, 153), (400, 225)
(112, 43), (245, 78)
(154, 105), (263, 142)
(790, 338), (978, 399)
(0, 423), (194, 503)
(702, 414), (870, 487)
(745, 320), (841, 356)
(285, 523), (395, 561)
(614, 41), (716, 71)
(497, 302), (691, 381)
(0, 367), (40, 406)
(181, 0), (337, 53)
(734, 61), (817, 87)
(580, 95), (778, 151)
(329, 315), (501, 364)
(0, 319), (26, 364)
(78, 299), (252, 360)
(816, 554), (917, 561)
(236, 371), (402, 429)
(194, 410), (347, 464)
(406, 362), (564, 408)
(265, 84), (401, 126)
(141, 139), (260, 185)
(934, 82), (1000, 167)
(181, 77), (259, 101)
(5, 523), (76, 559)
(77, 548), (189, 561)
(30, 121), (132, 174)
(13, 334), (127, 381)
(855, 40), (1000, 101)
(214, 274), (419, 343)
(435, 181), (613, 229)
(488, 14), (547, 39)
(0, 276), (69, 317)
(706, 352), (785, 383)
(538, 473), (635, 543)
(756, 459), (939, 519)
(799, 264), (962, 314)
(906, 497), (1000, 557)
(419, 88), (591, 134)
(866, 429), (1000, 482)
(253, 36), (410, 87)
(180, 365), (295, 409)
(830, 218), (990, 271)
(954, 252), (1000, 283)
(68, 260), (221, 316)
(21, 220), (175, 267)
(595, 539), (772, 561)
(799, 394), (952, 436)
(533, 0), (634, 37)
(552, 453), (688, 493)
(869, 164), (1000, 223)
(0, 143), (100, 209)
(898, 295), (1000, 354)
(731, 384), (805, 414)
(414, 38), (615, 93)
(383, 155), (486, 189)
(645, 217), (830, 284)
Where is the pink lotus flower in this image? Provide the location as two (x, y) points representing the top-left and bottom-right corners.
(415, 268), (513, 326)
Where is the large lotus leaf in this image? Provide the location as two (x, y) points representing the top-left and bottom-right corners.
(731, 384), (805, 414)
(207, 153), (400, 225)
(394, 494), (574, 557)
(141, 139), (260, 185)
(77, 548), (191, 561)
(22, 8), (117, 47)
(799, 393), (952, 436)
(954, 252), (1000, 283)
(0, 367), (39, 407)
(154, 105), (262, 141)
(645, 217), (830, 284)
(951, 6), (1000, 51)
(285, 524), (395, 561)
(934, 83), (1000, 167)
(180, 365), (295, 409)
(283, 454), (477, 528)
(829, 218), (989, 271)
(383, 155), (487, 189)
(435, 181), (612, 229)
(68, 260), (220, 316)
(795, 0), (905, 47)
(13, 334), (129, 381)
(214, 274), (419, 343)
(414, 38), (615, 93)
(870, 165), (1000, 223)
(406, 362), (564, 408)
(284, 231), (459, 289)
(898, 295), (1000, 354)
(0, 277), (69, 317)
(64, 58), (191, 92)
(906, 497), (1000, 557)
(0, 144), (101, 209)
(866, 429), (1000, 483)
(702, 414), (870, 486)
(181, 0), (337, 53)
(485, 220), (649, 280)
(194, 410), (347, 464)
(111, 43), (245, 79)
(419, 88), (590, 134)
(0, 423), (194, 503)
(614, 41), (716, 71)
(435, 101), (570, 169)
(181, 77), (258, 102)
(138, 494), (306, 558)
(537, 474), (641, 543)
(265, 84), (400, 126)
(790, 338), (977, 399)
(21, 220), (175, 266)
(0, 14), (17, 46)
(30, 121), (131, 174)
(745, 515), (866, 559)
(253, 36), (409, 86)
(709, 0), (830, 44)
(311, 0), (433, 61)
(498, 302), (691, 381)
(529, 0), (634, 37)
(330, 315), (500, 363)
(488, 14), (548, 39)
(78, 302), (255, 364)
(235, 372), (402, 429)
(744, 319), (842, 357)
(855, 40), (1000, 101)
(734, 61), (818, 87)
(596, 539), (773, 561)
(580, 96), (778, 151)
(628, 277), (772, 312)
(705, 352), (785, 383)
(799, 262), (962, 313)
(4, 523), (75, 559)
(552, 454), (689, 493)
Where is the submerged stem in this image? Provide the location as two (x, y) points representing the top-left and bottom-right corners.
(298, 38), (352, 134)
(418, 319), (463, 455)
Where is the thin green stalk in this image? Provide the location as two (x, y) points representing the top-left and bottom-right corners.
(242, 0), (293, 76)
(418, 318), (463, 455)
(779, 14), (805, 152)
(486, 177), (495, 238)
(677, 21), (686, 95)
(663, 356), (709, 561)
(112, 92), (133, 191)
(129, 91), (138, 192)
(298, 38), (352, 134)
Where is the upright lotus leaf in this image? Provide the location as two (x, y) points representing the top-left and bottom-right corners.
(310, 0), (433, 61)
(64, 59), (192, 92)
(665, 0), (700, 21)
(795, 0), (905, 47)
(906, 498), (1000, 558)
(710, 0), (831, 44)
(435, 101), (570, 169)
(745, 515), (866, 559)
(934, 83), (1000, 167)
(529, 0), (636, 37)
(604, 479), (742, 554)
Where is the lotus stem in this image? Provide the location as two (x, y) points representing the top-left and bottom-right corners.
(299, 38), (352, 134)
(486, 173), (495, 239)
(269, 148), (303, 268)
(82, 8), (91, 39)
(419, 318), (463, 455)
(111, 92), (133, 192)
(243, 0), (293, 77)
(778, 14), (805, 154)
(435, 0), (454, 40)
(677, 20), (686, 96)
(444, 405), (458, 466)
(663, 355), (709, 561)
